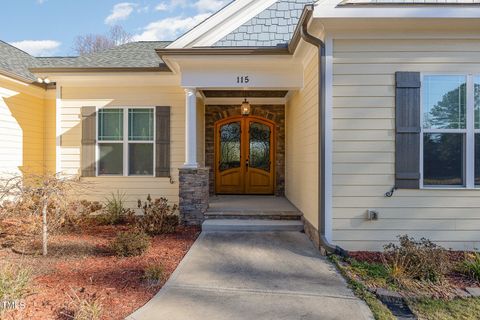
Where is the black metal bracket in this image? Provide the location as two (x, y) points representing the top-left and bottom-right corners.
(385, 186), (397, 197)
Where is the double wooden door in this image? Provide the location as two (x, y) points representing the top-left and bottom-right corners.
(215, 116), (275, 194)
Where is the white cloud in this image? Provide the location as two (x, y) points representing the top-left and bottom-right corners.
(138, 5), (150, 13)
(105, 2), (136, 25)
(133, 13), (211, 41)
(155, 2), (168, 11)
(10, 40), (61, 56)
(193, 0), (228, 13)
(36, 0), (47, 4)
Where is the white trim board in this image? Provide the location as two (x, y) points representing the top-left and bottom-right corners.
(314, 0), (480, 18)
(324, 36), (334, 243)
(168, 0), (278, 48)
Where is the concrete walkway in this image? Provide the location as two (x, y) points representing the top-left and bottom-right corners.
(128, 232), (373, 320)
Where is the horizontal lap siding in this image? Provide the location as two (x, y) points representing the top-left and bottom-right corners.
(61, 86), (185, 208)
(286, 49), (319, 229)
(332, 38), (480, 251)
(0, 79), (46, 176)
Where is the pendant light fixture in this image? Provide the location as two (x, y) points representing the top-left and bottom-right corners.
(241, 91), (251, 116)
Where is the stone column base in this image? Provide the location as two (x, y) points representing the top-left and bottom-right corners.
(179, 167), (209, 226)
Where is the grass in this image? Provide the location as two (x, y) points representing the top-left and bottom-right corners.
(0, 263), (31, 300)
(462, 252), (480, 282)
(329, 255), (396, 320)
(408, 297), (480, 320)
(346, 258), (399, 292)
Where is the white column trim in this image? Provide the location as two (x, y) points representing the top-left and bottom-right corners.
(55, 85), (62, 174)
(466, 74), (475, 189)
(324, 36), (334, 243)
(184, 87), (198, 168)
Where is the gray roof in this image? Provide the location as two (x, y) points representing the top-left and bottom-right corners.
(0, 41), (172, 82)
(0, 40), (38, 81)
(36, 41), (171, 69)
(214, 0), (313, 47)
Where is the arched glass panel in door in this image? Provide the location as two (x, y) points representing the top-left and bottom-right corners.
(249, 122), (271, 172)
(219, 122), (241, 171)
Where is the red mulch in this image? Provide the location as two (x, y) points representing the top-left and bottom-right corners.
(1, 225), (200, 320)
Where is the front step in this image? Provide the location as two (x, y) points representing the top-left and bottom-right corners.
(202, 219), (304, 232)
(204, 211), (302, 221)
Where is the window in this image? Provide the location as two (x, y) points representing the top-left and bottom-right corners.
(97, 108), (155, 176)
(422, 75), (466, 186)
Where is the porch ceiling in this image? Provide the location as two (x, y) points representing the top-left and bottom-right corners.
(202, 90), (289, 98)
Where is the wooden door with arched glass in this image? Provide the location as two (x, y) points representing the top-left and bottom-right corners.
(215, 116), (275, 195)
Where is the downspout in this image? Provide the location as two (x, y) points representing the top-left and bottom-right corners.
(300, 5), (348, 257)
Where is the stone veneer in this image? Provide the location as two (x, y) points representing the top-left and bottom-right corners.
(205, 105), (285, 196)
(178, 167), (209, 225)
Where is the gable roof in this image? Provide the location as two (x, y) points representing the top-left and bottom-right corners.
(214, 0), (313, 47)
(0, 40), (39, 82)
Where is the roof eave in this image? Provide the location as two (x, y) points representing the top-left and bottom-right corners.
(156, 46), (292, 57)
(29, 65), (172, 74)
(0, 69), (35, 85)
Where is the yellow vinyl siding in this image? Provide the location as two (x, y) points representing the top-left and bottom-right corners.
(286, 49), (319, 229)
(44, 90), (56, 174)
(332, 38), (480, 251)
(0, 78), (47, 175)
(60, 86), (185, 208)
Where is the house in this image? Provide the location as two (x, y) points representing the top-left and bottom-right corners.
(2, 0), (480, 252)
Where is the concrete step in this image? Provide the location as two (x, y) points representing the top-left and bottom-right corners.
(204, 211), (302, 221)
(202, 219), (304, 232)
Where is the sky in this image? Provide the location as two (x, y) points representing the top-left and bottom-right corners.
(0, 0), (232, 57)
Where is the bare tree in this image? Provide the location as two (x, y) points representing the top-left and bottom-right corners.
(73, 25), (132, 56)
(109, 25), (133, 46)
(0, 173), (82, 256)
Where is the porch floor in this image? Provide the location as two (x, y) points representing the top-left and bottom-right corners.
(206, 195), (302, 220)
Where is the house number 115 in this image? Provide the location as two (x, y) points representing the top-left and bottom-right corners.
(236, 76), (250, 84)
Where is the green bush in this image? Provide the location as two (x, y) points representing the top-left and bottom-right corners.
(136, 195), (179, 235)
(143, 264), (164, 285)
(97, 191), (134, 225)
(0, 263), (31, 302)
(110, 230), (150, 257)
(382, 235), (450, 283)
(462, 252), (480, 282)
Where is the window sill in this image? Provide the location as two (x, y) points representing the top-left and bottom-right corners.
(421, 186), (480, 190)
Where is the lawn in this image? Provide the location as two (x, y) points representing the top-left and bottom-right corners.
(0, 223), (199, 319)
(409, 297), (480, 320)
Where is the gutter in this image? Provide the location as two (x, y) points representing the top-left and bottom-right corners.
(299, 5), (348, 257)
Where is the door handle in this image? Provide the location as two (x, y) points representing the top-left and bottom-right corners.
(246, 159), (249, 172)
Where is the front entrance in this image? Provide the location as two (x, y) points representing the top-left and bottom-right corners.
(215, 116), (275, 194)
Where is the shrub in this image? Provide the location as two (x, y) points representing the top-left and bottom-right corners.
(98, 191), (134, 225)
(382, 235), (450, 283)
(64, 290), (103, 320)
(136, 195), (179, 235)
(0, 263), (31, 301)
(143, 264), (164, 286)
(110, 230), (150, 257)
(462, 252), (480, 282)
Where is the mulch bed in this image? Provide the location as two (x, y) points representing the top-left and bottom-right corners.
(0, 224), (200, 320)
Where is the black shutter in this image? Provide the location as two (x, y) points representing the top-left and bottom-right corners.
(81, 106), (96, 177)
(156, 106), (171, 177)
(395, 72), (421, 189)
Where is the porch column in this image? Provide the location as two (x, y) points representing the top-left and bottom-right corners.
(184, 87), (198, 168)
(179, 87), (209, 226)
